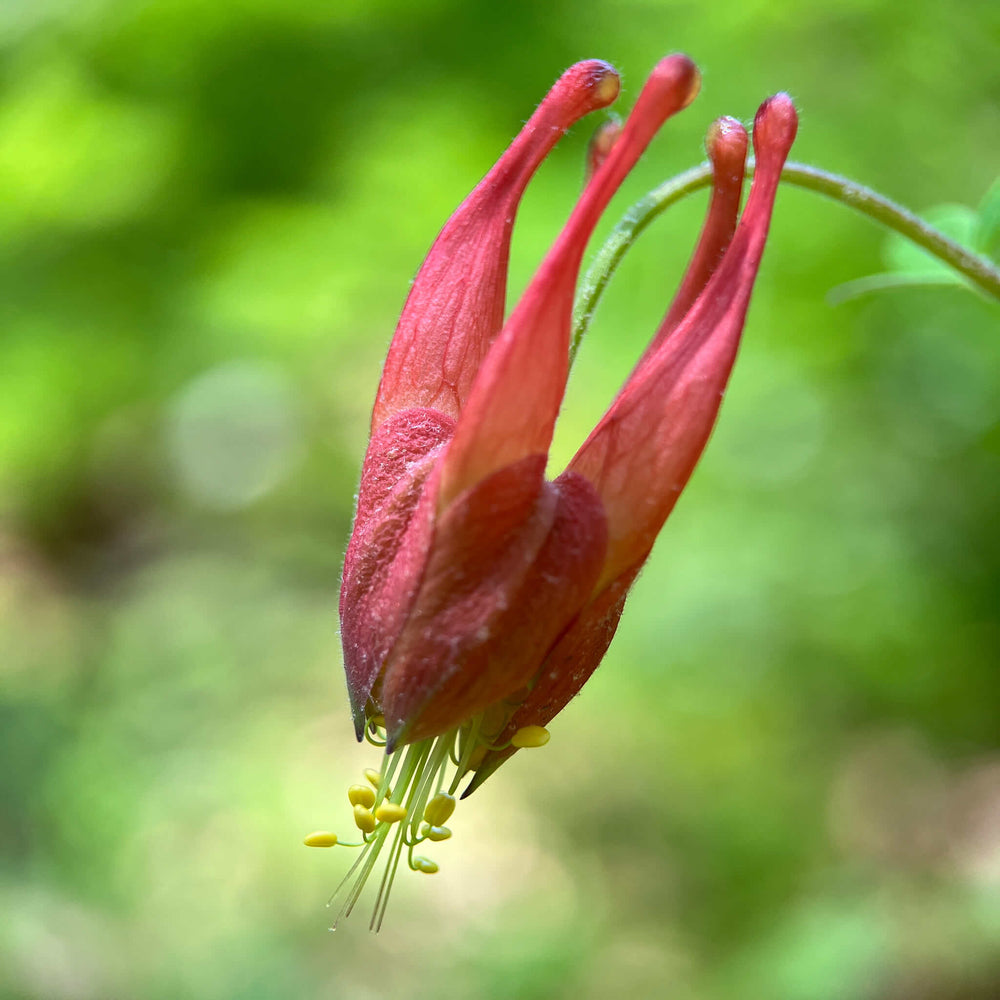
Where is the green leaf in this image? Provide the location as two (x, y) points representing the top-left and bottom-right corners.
(974, 177), (1000, 260)
(881, 203), (978, 276)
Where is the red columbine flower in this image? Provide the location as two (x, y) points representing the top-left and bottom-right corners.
(308, 54), (797, 928)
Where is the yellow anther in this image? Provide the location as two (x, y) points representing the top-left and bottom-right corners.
(348, 783), (376, 808)
(511, 725), (550, 749)
(353, 804), (376, 834)
(423, 792), (456, 826)
(374, 801), (407, 824)
(413, 856), (439, 874)
(425, 825), (451, 842)
(303, 831), (338, 847)
(363, 767), (382, 788)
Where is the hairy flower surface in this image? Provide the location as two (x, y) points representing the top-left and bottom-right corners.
(309, 54), (798, 927)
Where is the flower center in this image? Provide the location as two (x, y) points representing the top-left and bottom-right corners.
(303, 713), (550, 930)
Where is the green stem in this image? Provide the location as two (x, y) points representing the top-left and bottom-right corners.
(571, 161), (1000, 365)
(782, 163), (1000, 299)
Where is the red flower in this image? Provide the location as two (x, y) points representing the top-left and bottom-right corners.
(315, 55), (797, 923)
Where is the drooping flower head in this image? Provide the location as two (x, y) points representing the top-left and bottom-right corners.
(307, 54), (798, 927)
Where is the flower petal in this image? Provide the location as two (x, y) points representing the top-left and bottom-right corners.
(471, 96), (796, 789)
(569, 94), (798, 593)
(464, 559), (640, 796)
(438, 55), (701, 512)
(371, 60), (620, 430)
(379, 466), (607, 747)
(637, 116), (748, 367)
(339, 407), (453, 736)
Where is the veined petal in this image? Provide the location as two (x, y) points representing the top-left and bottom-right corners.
(379, 466), (607, 747)
(438, 55), (701, 512)
(371, 60), (620, 431)
(339, 408), (453, 736)
(469, 99), (784, 778)
(569, 94), (798, 592)
(464, 559), (640, 796)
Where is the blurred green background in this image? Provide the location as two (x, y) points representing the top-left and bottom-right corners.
(2, 0), (999, 997)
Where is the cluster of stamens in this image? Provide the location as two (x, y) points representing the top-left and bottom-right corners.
(304, 713), (550, 930)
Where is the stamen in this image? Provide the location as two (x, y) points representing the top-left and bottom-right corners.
(340, 830), (386, 924)
(370, 821), (407, 932)
(406, 735), (453, 844)
(423, 792), (456, 827)
(510, 725), (550, 748)
(327, 837), (374, 914)
(305, 831), (364, 849)
(353, 805), (376, 834)
(374, 802), (407, 824)
(348, 784), (376, 808)
(449, 714), (484, 794)
(373, 744), (404, 809)
(314, 709), (552, 927)
(303, 831), (339, 847)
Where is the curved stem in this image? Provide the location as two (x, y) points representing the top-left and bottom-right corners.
(571, 161), (1000, 364)
(782, 164), (1000, 299)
